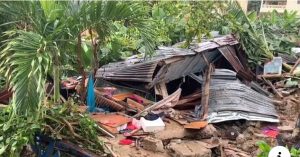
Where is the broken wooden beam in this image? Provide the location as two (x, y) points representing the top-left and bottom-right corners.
(257, 73), (293, 79)
(154, 82), (168, 98)
(133, 88), (181, 118)
(177, 91), (201, 106)
(290, 58), (300, 74)
(201, 64), (213, 120)
(262, 77), (283, 99)
(127, 98), (144, 112)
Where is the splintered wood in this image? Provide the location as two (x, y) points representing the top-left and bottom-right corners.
(201, 63), (214, 120)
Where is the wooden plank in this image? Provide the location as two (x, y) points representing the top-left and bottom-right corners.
(177, 92), (201, 106)
(154, 82), (168, 98)
(184, 121), (208, 129)
(262, 77), (283, 99)
(133, 88), (181, 118)
(201, 53), (209, 67)
(201, 64), (213, 119)
(290, 58), (300, 74)
(127, 98), (145, 112)
(112, 93), (134, 101)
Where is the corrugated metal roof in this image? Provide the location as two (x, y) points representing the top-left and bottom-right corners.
(96, 34), (239, 87)
(207, 69), (279, 123)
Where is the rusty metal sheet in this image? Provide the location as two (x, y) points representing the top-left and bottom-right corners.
(150, 49), (220, 87)
(96, 35), (240, 87)
(97, 61), (158, 82)
(192, 41), (219, 52)
(213, 34), (239, 46)
(94, 89), (125, 111)
(218, 46), (254, 81)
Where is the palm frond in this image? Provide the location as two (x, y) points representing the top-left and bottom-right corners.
(0, 30), (51, 115)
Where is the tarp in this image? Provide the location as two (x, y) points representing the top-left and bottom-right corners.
(87, 73), (95, 112)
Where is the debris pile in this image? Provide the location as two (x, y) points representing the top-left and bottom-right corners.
(82, 34), (300, 157)
(208, 69), (278, 123)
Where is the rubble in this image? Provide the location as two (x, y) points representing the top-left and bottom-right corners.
(168, 141), (212, 157)
(141, 137), (164, 152)
(208, 69), (279, 123)
(83, 34), (300, 156)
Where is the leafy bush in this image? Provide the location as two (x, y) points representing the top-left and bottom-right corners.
(257, 141), (300, 157)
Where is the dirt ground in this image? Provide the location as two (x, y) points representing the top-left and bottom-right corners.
(101, 90), (300, 157)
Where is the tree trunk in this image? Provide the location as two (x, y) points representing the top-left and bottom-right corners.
(76, 34), (86, 102)
(53, 54), (60, 103)
(88, 28), (99, 78)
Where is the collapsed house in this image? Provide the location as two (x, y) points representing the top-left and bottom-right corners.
(94, 34), (279, 123)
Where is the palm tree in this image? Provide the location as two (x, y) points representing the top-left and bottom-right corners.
(0, 1), (70, 115)
(0, 1), (156, 116)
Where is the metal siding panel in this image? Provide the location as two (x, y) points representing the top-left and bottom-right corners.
(208, 69), (279, 123)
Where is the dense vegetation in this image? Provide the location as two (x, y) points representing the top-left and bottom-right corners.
(0, 1), (299, 156)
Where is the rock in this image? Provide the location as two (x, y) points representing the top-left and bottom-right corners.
(199, 137), (220, 149)
(253, 133), (268, 138)
(198, 124), (218, 139)
(170, 139), (182, 144)
(225, 128), (239, 140)
(168, 141), (212, 157)
(241, 140), (256, 152)
(246, 121), (257, 127)
(255, 122), (261, 128)
(247, 126), (256, 134)
(278, 125), (294, 132)
(292, 128), (300, 138)
(141, 137), (164, 153)
(236, 134), (246, 145)
(155, 119), (190, 140)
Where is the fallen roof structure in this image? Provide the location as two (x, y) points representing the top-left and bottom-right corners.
(208, 69), (279, 123)
(96, 34), (253, 89)
(95, 34), (278, 124)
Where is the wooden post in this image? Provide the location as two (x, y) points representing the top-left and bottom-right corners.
(201, 64), (213, 120)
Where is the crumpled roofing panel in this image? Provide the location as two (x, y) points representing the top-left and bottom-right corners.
(97, 35), (238, 87)
(208, 69), (279, 123)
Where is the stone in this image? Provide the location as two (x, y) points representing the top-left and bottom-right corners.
(141, 137), (164, 152)
(278, 125), (294, 132)
(198, 124), (218, 139)
(292, 128), (300, 138)
(168, 141), (212, 157)
(241, 140), (256, 152)
(170, 139), (182, 144)
(236, 134), (246, 145)
(247, 126), (256, 134)
(225, 128), (239, 140)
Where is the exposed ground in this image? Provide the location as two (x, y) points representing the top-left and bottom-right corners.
(102, 90), (300, 157)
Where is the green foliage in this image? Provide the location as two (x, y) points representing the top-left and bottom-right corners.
(0, 30), (51, 115)
(215, 1), (273, 66)
(215, 2), (300, 66)
(0, 101), (105, 156)
(259, 10), (300, 54)
(151, 1), (188, 45)
(0, 107), (42, 157)
(291, 147), (300, 156)
(0, 1), (158, 114)
(257, 141), (300, 157)
(43, 100), (104, 154)
(257, 141), (271, 157)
